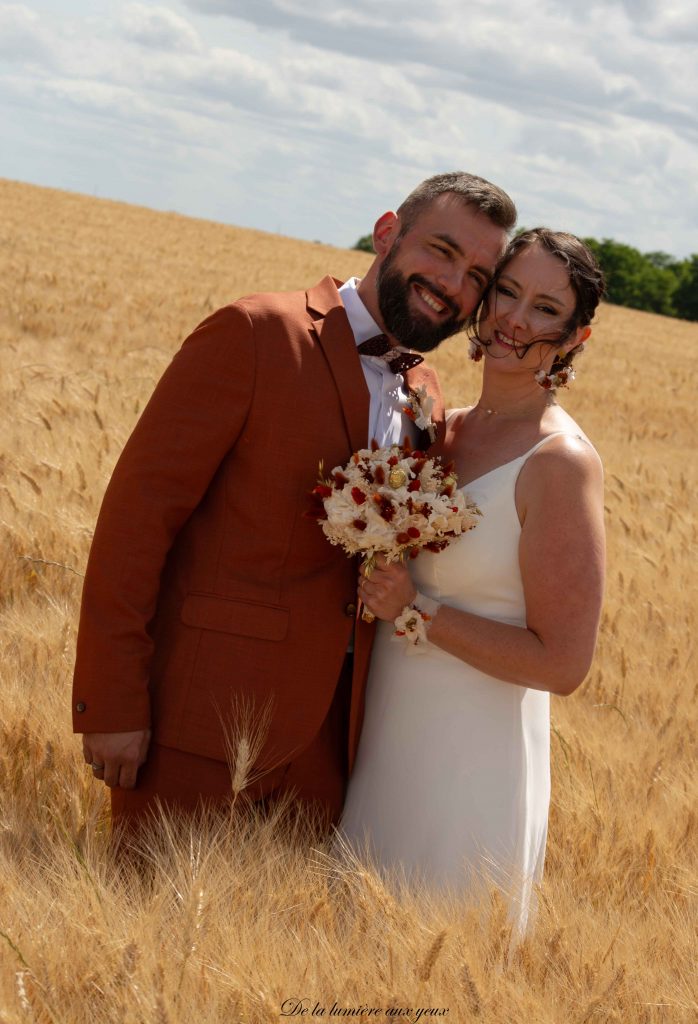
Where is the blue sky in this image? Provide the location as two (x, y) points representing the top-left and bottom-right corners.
(1, 0), (696, 256)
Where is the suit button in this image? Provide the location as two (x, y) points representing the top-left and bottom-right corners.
(344, 602), (357, 617)
(76, 702), (86, 713)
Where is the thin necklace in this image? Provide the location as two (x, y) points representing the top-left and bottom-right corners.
(475, 397), (557, 418)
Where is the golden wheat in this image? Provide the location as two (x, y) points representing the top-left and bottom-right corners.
(0, 179), (696, 1023)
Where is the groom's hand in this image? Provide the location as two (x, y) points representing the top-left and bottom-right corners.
(359, 559), (417, 621)
(82, 729), (151, 789)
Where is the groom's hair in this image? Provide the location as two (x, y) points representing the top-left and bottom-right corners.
(397, 172), (517, 235)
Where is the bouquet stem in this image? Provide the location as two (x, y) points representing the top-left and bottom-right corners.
(359, 556), (377, 623)
(359, 600), (375, 624)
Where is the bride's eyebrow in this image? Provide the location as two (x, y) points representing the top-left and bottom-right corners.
(498, 273), (564, 308)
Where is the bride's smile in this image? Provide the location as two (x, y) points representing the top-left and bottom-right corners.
(491, 328), (523, 353)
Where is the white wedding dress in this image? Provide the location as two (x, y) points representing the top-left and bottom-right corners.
(340, 431), (577, 932)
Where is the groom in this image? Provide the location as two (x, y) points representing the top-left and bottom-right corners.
(72, 171), (515, 828)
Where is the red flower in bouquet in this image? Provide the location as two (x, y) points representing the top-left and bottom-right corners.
(309, 439), (482, 621)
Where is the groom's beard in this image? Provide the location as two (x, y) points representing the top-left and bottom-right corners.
(377, 256), (465, 353)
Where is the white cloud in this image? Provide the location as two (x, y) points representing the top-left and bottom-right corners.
(1, 0), (696, 258)
(636, 2), (698, 42)
(0, 3), (52, 62)
(182, 0), (697, 140)
(120, 3), (203, 52)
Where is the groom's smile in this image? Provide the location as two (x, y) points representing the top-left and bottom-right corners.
(376, 258), (464, 352)
(413, 281), (450, 316)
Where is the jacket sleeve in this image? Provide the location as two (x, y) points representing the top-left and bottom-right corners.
(72, 303), (256, 733)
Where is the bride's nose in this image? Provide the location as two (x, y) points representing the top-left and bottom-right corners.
(501, 299), (528, 336)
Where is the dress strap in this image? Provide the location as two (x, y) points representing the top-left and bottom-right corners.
(445, 407), (467, 425)
(522, 431), (592, 462)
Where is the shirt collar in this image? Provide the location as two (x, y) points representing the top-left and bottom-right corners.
(338, 277), (382, 347)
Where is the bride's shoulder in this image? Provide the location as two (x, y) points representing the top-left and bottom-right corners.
(538, 409), (599, 460)
(558, 413), (599, 461)
(526, 429), (603, 491)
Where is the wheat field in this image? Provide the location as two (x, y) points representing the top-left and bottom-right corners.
(0, 178), (695, 1023)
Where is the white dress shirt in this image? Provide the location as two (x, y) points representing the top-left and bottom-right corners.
(338, 277), (416, 448)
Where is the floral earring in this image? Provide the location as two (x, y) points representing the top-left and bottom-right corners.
(469, 338), (484, 362)
(534, 344), (584, 390)
(534, 364), (576, 391)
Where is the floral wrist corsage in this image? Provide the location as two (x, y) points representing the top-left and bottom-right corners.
(392, 592), (441, 654)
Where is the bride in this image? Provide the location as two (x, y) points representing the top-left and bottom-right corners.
(339, 228), (606, 931)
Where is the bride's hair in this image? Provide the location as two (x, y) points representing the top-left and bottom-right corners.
(472, 228), (606, 373)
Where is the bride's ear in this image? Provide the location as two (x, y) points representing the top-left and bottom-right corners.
(563, 325), (591, 354)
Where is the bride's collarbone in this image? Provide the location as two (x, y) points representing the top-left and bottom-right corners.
(446, 423), (554, 485)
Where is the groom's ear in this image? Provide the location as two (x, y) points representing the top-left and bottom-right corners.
(372, 211), (400, 256)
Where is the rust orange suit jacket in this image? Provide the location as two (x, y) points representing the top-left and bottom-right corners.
(71, 276), (445, 785)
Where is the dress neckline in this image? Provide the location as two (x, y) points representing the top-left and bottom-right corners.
(456, 431), (574, 490)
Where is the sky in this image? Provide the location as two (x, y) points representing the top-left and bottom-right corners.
(1, 0), (697, 257)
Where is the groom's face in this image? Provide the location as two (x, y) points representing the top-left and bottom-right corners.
(376, 194), (507, 352)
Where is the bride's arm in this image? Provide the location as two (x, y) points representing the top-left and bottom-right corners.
(359, 437), (605, 696)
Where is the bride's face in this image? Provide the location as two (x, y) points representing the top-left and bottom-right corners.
(479, 243), (586, 367)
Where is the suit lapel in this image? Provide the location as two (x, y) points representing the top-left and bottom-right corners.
(307, 277), (369, 454)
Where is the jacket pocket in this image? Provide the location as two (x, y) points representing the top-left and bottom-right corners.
(180, 593), (289, 642)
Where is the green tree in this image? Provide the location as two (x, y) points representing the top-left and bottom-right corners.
(353, 234), (374, 253)
(673, 255), (698, 322)
(645, 251), (680, 271)
(583, 237), (677, 317)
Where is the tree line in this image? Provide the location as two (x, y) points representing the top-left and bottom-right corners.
(353, 234), (698, 322)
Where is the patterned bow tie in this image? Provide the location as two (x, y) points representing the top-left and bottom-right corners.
(357, 334), (424, 375)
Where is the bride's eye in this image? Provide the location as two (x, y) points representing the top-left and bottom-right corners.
(496, 284), (515, 297)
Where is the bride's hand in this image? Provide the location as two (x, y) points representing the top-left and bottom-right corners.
(359, 558), (417, 621)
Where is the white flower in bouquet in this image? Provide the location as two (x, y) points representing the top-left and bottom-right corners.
(308, 441), (481, 619)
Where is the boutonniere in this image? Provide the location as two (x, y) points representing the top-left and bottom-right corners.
(403, 385), (436, 443)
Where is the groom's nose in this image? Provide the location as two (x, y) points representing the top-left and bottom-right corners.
(435, 263), (465, 296)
